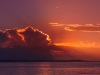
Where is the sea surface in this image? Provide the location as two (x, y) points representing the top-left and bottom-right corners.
(0, 62), (100, 75)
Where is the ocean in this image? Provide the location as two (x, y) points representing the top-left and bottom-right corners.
(0, 62), (100, 75)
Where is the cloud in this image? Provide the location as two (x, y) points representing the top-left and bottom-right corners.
(0, 31), (9, 47)
(18, 26), (51, 47)
(50, 23), (100, 32)
(64, 26), (100, 32)
(0, 26), (51, 48)
(64, 24), (100, 32)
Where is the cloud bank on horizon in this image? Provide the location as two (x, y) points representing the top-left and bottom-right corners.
(0, 26), (51, 48)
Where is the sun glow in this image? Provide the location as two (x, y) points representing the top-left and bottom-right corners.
(54, 41), (99, 48)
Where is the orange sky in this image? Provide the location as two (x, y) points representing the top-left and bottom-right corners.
(49, 23), (100, 48)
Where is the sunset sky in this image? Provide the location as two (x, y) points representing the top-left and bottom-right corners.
(1, 0), (100, 26)
(1, 0), (100, 61)
(0, 0), (100, 48)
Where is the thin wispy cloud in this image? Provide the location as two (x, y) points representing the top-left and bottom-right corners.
(50, 23), (100, 32)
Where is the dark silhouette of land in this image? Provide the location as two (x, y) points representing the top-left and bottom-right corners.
(0, 46), (53, 61)
(0, 45), (84, 62)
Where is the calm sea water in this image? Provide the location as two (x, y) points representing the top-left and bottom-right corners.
(0, 62), (100, 75)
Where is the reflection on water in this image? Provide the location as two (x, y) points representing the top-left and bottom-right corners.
(0, 62), (100, 75)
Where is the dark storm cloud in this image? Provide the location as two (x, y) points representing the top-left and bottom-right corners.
(5, 28), (26, 47)
(0, 31), (9, 47)
(18, 26), (51, 47)
(0, 26), (51, 48)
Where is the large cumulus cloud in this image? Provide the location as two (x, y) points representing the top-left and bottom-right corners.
(0, 26), (51, 48)
(0, 31), (9, 47)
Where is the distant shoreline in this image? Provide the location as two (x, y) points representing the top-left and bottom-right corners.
(0, 60), (99, 62)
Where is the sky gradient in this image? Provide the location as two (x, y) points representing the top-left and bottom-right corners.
(1, 0), (100, 61)
(0, 0), (100, 46)
(1, 0), (100, 29)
